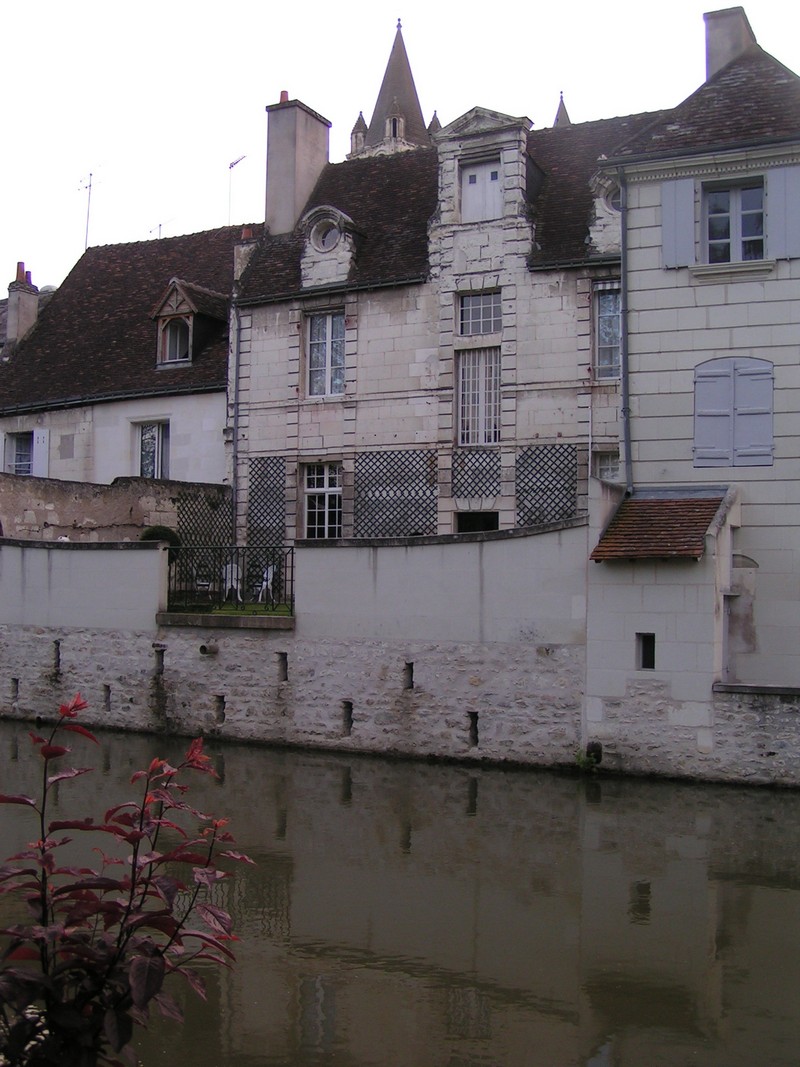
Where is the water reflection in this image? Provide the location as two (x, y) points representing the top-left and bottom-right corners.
(2, 721), (800, 1065)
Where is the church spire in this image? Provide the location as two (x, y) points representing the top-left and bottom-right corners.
(553, 92), (572, 128)
(362, 20), (430, 154)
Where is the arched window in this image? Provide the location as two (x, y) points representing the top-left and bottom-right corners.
(161, 318), (191, 363)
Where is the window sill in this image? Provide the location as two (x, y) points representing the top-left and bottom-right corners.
(689, 260), (775, 282)
(157, 359), (192, 369)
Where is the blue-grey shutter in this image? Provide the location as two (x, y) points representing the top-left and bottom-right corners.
(766, 165), (800, 260)
(661, 179), (696, 268)
(31, 428), (49, 477)
(733, 358), (773, 466)
(694, 361), (733, 465)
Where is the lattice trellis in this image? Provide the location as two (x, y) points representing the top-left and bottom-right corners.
(354, 449), (438, 537)
(176, 487), (233, 546)
(452, 448), (501, 498)
(515, 444), (577, 527)
(247, 456), (286, 546)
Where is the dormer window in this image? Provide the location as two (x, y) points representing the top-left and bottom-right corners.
(151, 277), (228, 369)
(310, 219), (341, 253)
(161, 318), (191, 363)
(461, 160), (502, 223)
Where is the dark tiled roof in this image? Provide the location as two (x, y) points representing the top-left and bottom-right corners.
(590, 494), (726, 561)
(0, 226), (246, 414)
(611, 47), (800, 161)
(527, 111), (666, 266)
(238, 149), (440, 303)
(365, 25), (430, 150)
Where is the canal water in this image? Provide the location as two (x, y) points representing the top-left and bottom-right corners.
(2, 719), (800, 1066)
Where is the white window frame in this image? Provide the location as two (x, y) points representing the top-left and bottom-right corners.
(703, 182), (764, 264)
(460, 160), (502, 223)
(304, 462), (343, 538)
(458, 347), (501, 447)
(159, 317), (192, 364)
(594, 450), (620, 481)
(138, 422), (170, 479)
(459, 292), (501, 336)
(4, 429), (48, 477)
(593, 283), (621, 380)
(307, 310), (345, 397)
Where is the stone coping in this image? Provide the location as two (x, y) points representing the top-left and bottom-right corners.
(0, 537), (164, 551)
(296, 515), (587, 550)
(156, 612), (295, 631)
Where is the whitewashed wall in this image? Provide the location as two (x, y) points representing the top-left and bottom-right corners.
(0, 392), (226, 486)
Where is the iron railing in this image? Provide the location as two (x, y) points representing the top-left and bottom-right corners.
(167, 545), (294, 614)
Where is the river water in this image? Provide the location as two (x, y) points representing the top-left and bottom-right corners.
(2, 719), (800, 1066)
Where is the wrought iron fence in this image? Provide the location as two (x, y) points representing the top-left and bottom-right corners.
(167, 545), (294, 615)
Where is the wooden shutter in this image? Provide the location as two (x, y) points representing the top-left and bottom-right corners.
(661, 178), (696, 268)
(732, 358), (773, 466)
(31, 428), (49, 477)
(694, 360), (733, 465)
(766, 165), (800, 260)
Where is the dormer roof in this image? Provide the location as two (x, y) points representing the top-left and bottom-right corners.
(150, 279), (229, 321)
(364, 21), (430, 151)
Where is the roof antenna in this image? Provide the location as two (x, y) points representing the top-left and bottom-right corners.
(79, 173), (93, 250)
(228, 155), (246, 225)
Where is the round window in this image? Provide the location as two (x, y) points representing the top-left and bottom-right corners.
(311, 219), (341, 252)
(605, 185), (622, 212)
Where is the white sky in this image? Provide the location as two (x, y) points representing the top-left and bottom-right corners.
(2, 0), (799, 290)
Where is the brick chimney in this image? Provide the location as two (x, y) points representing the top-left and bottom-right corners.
(704, 7), (757, 80)
(265, 93), (331, 235)
(5, 261), (40, 347)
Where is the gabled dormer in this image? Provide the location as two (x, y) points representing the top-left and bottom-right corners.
(433, 107), (533, 227)
(299, 206), (360, 289)
(150, 278), (228, 367)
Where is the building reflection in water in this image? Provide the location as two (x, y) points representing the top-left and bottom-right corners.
(2, 723), (800, 1066)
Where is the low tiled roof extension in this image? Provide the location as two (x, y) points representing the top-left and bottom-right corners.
(0, 226), (247, 415)
(237, 149), (439, 303)
(526, 111), (664, 267)
(590, 492), (727, 561)
(608, 47), (800, 162)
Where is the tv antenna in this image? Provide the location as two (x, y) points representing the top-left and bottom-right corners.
(228, 155), (246, 224)
(79, 173), (93, 250)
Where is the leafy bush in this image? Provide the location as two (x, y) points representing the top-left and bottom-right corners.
(0, 695), (252, 1066)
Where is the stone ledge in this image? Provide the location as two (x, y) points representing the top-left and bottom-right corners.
(713, 682), (800, 698)
(156, 612), (295, 631)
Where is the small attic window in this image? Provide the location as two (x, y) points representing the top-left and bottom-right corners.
(310, 219), (341, 253)
(159, 318), (191, 364)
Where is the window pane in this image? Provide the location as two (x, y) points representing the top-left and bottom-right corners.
(740, 186), (763, 211)
(140, 424), (156, 478)
(707, 190), (730, 214)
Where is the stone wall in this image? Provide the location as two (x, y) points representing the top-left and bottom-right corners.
(0, 473), (228, 542)
(0, 622), (584, 768)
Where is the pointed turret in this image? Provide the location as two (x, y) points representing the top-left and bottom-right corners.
(351, 20), (430, 158)
(350, 111), (368, 156)
(553, 92), (571, 128)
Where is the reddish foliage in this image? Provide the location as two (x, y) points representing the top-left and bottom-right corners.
(0, 696), (252, 1067)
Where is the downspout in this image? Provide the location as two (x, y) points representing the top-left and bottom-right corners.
(230, 299), (242, 543)
(618, 166), (634, 495)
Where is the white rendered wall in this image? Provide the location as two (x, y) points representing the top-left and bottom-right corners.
(0, 392), (226, 486)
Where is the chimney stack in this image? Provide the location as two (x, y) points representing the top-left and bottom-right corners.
(6, 261), (40, 348)
(264, 95), (331, 235)
(704, 7), (757, 81)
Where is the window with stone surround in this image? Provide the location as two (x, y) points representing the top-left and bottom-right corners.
(693, 356), (773, 467)
(593, 450), (620, 481)
(459, 292), (501, 336)
(139, 421), (170, 479)
(307, 310), (345, 397)
(458, 348), (501, 446)
(703, 182), (764, 264)
(460, 160), (502, 223)
(593, 282), (621, 379)
(304, 462), (343, 538)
